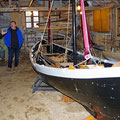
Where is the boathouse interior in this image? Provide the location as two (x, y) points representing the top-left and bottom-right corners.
(0, 0), (120, 120)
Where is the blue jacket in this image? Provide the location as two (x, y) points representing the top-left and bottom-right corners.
(4, 27), (24, 49)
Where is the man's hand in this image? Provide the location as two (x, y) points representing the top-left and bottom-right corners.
(1, 29), (7, 35)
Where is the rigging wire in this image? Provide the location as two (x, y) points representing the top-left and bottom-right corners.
(36, 0), (98, 67)
(74, 59), (88, 67)
(37, 0), (55, 52)
(41, 0), (54, 42)
(64, 0), (71, 62)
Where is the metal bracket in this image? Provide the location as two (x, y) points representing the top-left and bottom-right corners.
(32, 75), (56, 93)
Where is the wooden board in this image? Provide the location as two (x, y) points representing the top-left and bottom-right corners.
(102, 51), (120, 61)
(93, 9), (101, 31)
(101, 8), (111, 32)
(93, 8), (111, 32)
(38, 26), (72, 30)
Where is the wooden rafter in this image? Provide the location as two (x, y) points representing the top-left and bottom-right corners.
(0, 6), (108, 13)
(0, 0), (119, 13)
(93, 0), (103, 6)
(0, 6), (72, 12)
(29, 0), (34, 7)
(112, 0), (119, 4)
(93, 0), (117, 7)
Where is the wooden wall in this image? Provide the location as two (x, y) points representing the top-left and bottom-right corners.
(0, 13), (10, 28)
(93, 8), (111, 32)
(86, 8), (117, 51)
(10, 12), (25, 30)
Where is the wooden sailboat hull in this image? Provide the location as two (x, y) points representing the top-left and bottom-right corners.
(31, 61), (120, 120)
(30, 42), (120, 120)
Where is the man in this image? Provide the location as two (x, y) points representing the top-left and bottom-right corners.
(0, 30), (7, 39)
(4, 21), (24, 70)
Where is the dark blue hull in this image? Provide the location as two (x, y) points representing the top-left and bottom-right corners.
(40, 73), (120, 120)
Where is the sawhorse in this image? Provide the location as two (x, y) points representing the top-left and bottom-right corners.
(32, 76), (56, 93)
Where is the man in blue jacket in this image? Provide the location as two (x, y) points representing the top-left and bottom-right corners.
(4, 21), (24, 70)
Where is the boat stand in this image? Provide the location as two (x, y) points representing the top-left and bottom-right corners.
(32, 76), (56, 93)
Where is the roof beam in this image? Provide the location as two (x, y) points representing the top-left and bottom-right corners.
(93, 0), (103, 6)
(29, 0), (34, 7)
(0, 3), (118, 13)
(0, 6), (105, 13)
(0, 7), (72, 12)
(93, 0), (117, 7)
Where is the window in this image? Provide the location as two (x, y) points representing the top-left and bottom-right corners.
(25, 11), (32, 28)
(25, 11), (39, 28)
(33, 11), (39, 28)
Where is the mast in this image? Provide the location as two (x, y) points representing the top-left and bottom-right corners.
(72, 0), (77, 65)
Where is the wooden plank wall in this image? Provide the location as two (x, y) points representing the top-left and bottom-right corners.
(93, 8), (111, 32)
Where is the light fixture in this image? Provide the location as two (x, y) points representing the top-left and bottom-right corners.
(77, 5), (81, 11)
(80, 11), (82, 15)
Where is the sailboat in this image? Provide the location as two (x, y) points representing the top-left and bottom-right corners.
(30, 0), (120, 120)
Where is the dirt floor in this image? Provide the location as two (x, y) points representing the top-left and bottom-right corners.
(0, 55), (91, 120)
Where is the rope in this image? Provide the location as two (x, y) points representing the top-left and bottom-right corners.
(74, 55), (98, 67)
(41, 0), (54, 41)
(74, 59), (88, 67)
(37, 0), (55, 52)
(91, 56), (97, 65)
(64, 0), (71, 62)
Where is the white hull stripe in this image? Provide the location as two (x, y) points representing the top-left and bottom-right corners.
(31, 61), (120, 79)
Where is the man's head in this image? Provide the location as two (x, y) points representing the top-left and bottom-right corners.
(10, 21), (17, 30)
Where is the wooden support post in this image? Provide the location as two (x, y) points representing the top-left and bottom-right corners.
(9, 0), (11, 6)
(43, 0), (45, 7)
